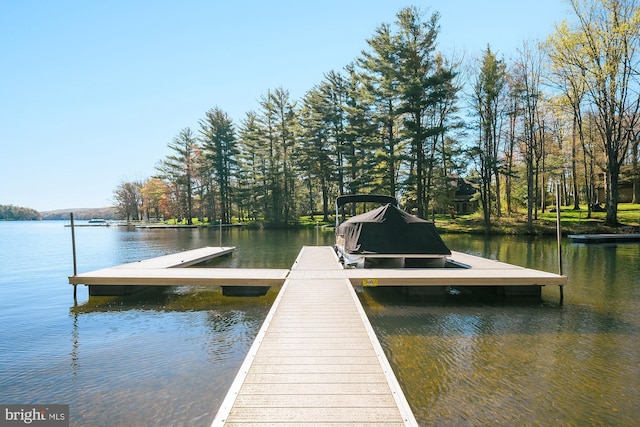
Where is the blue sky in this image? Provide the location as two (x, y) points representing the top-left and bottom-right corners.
(1, 0), (571, 211)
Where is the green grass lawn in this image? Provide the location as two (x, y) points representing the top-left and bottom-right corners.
(297, 204), (640, 235)
(433, 203), (640, 235)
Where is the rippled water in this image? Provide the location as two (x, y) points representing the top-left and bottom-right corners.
(361, 234), (640, 426)
(1, 222), (638, 426)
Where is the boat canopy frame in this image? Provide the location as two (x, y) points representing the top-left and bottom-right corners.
(335, 194), (398, 228)
(336, 194), (398, 208)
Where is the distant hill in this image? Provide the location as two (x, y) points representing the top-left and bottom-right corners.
(41, 207), (119, 220)
(0, 204), (42, 220)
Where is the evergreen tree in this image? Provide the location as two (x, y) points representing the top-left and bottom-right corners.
(394, 7), (458, 217)
(472, 46), (507, 230)
(299, 87), (333, 220)
(156, 128), (198, 224)
(342, 64), (378, 196)
(199, 107), (238, 224)
(257, 88), (299, 224)
(359, 20), (404, 197)
(237, 111), (269, 221)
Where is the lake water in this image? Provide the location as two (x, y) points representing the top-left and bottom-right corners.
(0, 221), (638, 426)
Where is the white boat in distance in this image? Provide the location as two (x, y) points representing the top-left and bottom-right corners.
(87, 218), (110, 225)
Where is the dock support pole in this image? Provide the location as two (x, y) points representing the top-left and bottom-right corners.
(219, 218), (222, 247)
(555, 184), (564, 306)
(70, 212), (78, 300)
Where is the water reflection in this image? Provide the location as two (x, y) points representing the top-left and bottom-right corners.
(71, 286), (279, 313)
(66, 286), (278, 426)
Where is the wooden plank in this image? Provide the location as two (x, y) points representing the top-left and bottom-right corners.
(261, 331), (367, 339)
(225, 423), (405, 427)
(243, 372), (389, 384)
(285, 250), (566, 286)
(447, 251), (523, 268)
(233, 393), (397, 407)
(292, 246), (343, 270)
(236, 383), (393, 395)
(248, 364), (381, 374)
(258, 337), (373, 347)
(224, 407), (406, 424)
(249, 356), (382, 365)
(253, 348), (380, 357)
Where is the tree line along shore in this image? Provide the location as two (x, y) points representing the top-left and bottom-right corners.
(2, 203), (639, 236)
(111, 3), (639, 233)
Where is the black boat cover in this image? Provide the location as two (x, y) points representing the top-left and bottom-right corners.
(337, 203), (451, 255)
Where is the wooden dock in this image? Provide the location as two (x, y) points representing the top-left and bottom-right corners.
(67, 246), (567, 424)
(69, 246), (566, 290)
(568, 233), (640, 243)
(120, 246), (235, 268)
(69, 246), (289, 288)
(212, 246), (417, 426)
(342, 251), (567, 287)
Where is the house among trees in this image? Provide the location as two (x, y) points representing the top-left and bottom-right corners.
(595, 164), (640, 205)
(450, 176), (479, 215)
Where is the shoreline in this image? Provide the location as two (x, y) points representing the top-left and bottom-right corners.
(24, 204), (640, 236)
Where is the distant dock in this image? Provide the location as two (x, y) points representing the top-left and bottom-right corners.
(134, 224), (198, 229)
(568, 233), (640, 243)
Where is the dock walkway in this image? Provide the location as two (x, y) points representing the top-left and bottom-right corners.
(212, 246), (417, 426)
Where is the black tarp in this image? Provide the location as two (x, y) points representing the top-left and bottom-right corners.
(337, 203), (451, 255)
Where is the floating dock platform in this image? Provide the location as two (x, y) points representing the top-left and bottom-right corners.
(68, 246), (567, 425)
(69, 247), (288, 296)
(568, 233), (640, 243)
(69, 247), (567, 291)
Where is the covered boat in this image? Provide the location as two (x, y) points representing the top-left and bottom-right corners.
(335, 195), (451, 268)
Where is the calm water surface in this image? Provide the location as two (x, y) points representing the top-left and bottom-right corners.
(0, 221), (638, 426)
